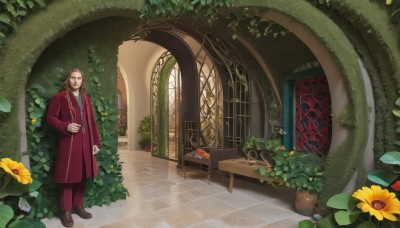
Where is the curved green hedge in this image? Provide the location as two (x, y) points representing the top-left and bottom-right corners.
(0, 0), (144, 157)
(330, 0), (400, 158)
(236, 0), (370, 204)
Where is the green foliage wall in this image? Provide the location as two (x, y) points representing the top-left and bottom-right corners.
(24, 16), (139, 217)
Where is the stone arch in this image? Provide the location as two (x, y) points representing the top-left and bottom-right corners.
(0, 0), (386, 204)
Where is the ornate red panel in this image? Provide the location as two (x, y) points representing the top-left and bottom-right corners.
(295, 76), (332, 155)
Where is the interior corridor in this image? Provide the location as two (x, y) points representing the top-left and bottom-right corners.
(42, 149), (308, 227)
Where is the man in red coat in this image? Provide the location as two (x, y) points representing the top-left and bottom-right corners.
(46, 68), (100, 227)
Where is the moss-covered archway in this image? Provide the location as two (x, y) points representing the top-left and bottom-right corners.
(0, 0), (399, 208)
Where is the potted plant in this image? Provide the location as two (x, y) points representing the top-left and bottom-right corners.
(137, 115), (151, 151)
(267, 150), (325, 216)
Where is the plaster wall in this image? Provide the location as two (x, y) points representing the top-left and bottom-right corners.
(118, 40), (166, 150)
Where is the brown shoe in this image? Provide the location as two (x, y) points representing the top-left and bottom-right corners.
(72, 205), (92, 219)
(60, 210), (74, 227)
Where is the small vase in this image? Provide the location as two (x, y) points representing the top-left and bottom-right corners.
(295, 190), (318, 216)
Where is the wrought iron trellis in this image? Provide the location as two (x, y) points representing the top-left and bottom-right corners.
(196, 49), (223, 149)
(197, 33), (251, 151)
(137, 20), (251, 156)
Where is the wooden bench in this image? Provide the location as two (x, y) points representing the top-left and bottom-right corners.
(218, 158), (283, 193)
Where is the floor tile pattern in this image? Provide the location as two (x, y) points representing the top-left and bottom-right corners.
(42, 149), (308, 227)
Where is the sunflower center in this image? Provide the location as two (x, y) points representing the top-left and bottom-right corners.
(12, 169), (19, 175)
(372, 200), (386, 210)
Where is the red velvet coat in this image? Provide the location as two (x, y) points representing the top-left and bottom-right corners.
(46, 91), (100, 183)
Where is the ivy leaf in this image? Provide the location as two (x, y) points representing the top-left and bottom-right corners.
(0, 13), (11, 24)
(29, 179), (42, 192)
(17, 0), (27, 9)
(0, 96), (11, 112)
(18, 10), (27, 16)
(6, 4), (17, 17)
(257, 167), (267, 175)
(35, 0), (46, 7)
(393, 109), (400, 117)
(26, 1), (34, 8)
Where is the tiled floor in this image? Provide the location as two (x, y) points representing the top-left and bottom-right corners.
(42, 149), (308, 227)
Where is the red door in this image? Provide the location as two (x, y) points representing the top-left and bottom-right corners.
(294, 76), (332, 155)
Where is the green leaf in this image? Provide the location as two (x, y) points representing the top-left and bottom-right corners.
(0, 204), (13, 228)
(0, 96), (11, 112)
(0, 13), (11, 24)
(29, 179), (42, 192)
(394, 109), (400, 117)
(34, 0), (46, 7)
(17, 0), (27, 9)
(18, 10), (27, 16)
(368, 170), (398, 186)
(380, 151), (400, 165)
(30, 191), (39, 198)
(257, 167), (267, 175)
(6, 4), (17, 17)
(327, 193), (353, 210)
(298, 220), (315, 228)
(26, 1), (34, 8)
(8, 219), (46, 228)
(318, 216), (334, 228)
(0, 178), (30, 198)
(356, 221), (376, 228)
(334, 210), (359, 225)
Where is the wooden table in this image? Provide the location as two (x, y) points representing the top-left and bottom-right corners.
(218, 158), (283, 193)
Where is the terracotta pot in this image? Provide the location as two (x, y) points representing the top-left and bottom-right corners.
(295, 190), (318, 216)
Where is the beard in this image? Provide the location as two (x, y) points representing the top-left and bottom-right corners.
(70, 84), (81, 92)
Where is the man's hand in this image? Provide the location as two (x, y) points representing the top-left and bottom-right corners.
(93, 145), (100, 155)
(67, 123), (81, 133)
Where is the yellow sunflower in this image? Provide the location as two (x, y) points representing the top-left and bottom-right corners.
(0, 158), (32, 184)
(352, 185), (400, 221)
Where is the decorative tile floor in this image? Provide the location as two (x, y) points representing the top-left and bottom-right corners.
(42, 149), (308, 227)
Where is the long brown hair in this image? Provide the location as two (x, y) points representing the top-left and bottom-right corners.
(61, 68), (87, 93)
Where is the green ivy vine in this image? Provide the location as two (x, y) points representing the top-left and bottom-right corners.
(0, 0), (49, 47)
(25, 46), (127, 218)
(140, 0), (287, 40)
(84, 45), (128, 207)
(26, 67), (64, 218)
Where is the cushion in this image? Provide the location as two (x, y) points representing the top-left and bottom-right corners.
(185, 149), (210, 160)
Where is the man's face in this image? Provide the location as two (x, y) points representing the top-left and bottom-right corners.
(69, 71), (82, 92)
